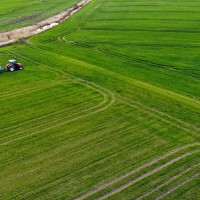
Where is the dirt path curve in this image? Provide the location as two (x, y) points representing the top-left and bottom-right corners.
(0, 0), (91, 47)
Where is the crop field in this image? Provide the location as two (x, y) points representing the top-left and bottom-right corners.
(0, 0), (79, 32)
(0, 0), (200, 199)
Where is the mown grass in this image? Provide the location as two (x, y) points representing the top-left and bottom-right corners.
(0, 0), (199, 199)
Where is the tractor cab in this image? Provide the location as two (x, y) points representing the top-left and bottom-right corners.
(8, 60), (17, 65)
(5, 59), (23, 72)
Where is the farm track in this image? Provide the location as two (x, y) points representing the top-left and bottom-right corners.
(74, 143), (200, 200)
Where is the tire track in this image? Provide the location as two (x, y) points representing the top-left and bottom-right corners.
(135, 163), (200, 200)
(23, 41), (200, 137)
(119, 96), (199, 133)
(0, 123), (131, 187)
(0, 81), (60, 101)
(155, 172), (200, 200)
(32, 41), (200, 136)
(96, 150), (200, 200)
(0, 51), (115, 146)
(61, 38), (200, 79)
(9, 126), (147, 199)
(44, 0), (104, 43)
(119, 97), (200, 137)
(74, 143), (200, 200)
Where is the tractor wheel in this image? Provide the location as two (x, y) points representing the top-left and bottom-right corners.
(17, 63), (23, 70)
(9, 67), (15, 72)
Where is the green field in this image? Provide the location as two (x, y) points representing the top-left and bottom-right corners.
(0, 0), (79, 32)
(0, 0), (200, 199)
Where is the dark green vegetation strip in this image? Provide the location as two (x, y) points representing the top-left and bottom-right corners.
(0, 0), (199, 199)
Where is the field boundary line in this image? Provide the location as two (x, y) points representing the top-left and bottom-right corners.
(74, 143), (200, 200)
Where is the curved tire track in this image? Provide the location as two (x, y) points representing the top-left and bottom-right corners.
(0, 51), (115, 146)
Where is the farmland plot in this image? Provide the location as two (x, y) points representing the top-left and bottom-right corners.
(0, 0), (199, 199)
(0, 0), (79, 32)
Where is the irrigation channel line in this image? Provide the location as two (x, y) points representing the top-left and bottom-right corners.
(23, 43), (200, 136)
(135, 163), (200, 200)
(74, 143), (200, 200)
(95, 150), (200, 200)
(0, 51), (115, 146)
(154, 172), (200, 200)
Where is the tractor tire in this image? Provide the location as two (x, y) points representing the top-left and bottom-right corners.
(9, 67), (15, 72)
(17, 63), (23, 70)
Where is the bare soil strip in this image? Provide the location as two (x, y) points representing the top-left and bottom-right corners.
(0, 0), (91, 46)
(74, 143), (199, 200)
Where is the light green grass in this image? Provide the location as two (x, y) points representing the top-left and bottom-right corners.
(0, 0), (199, 199)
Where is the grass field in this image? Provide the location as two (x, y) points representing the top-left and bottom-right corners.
(0, 0), (200, 199)
(0, 0), (79, 32)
